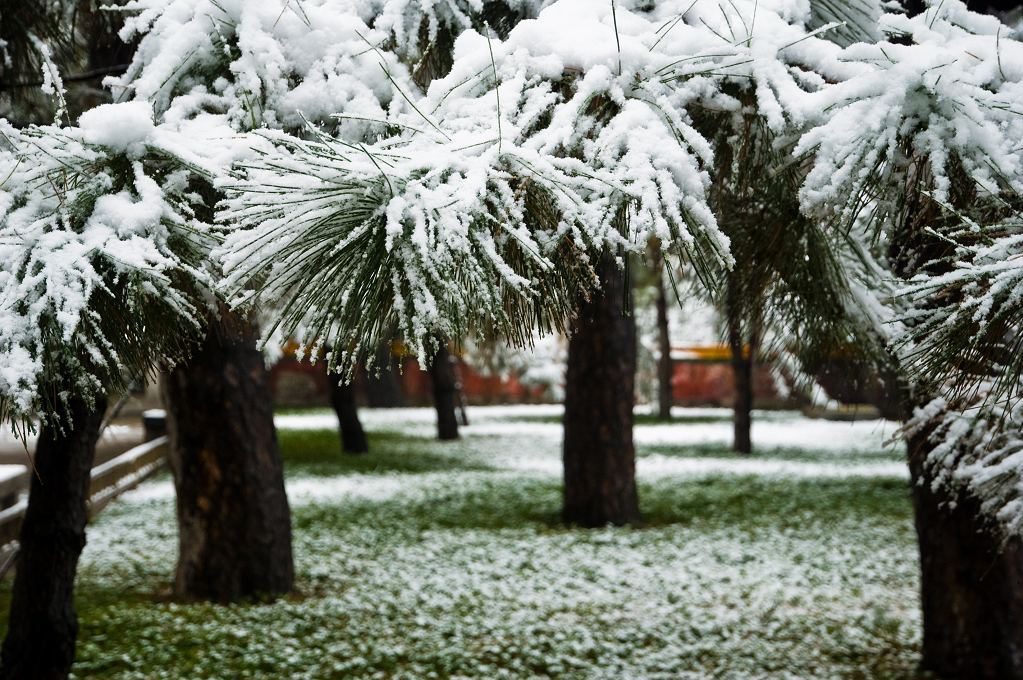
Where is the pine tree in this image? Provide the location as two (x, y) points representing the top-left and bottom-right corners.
(791, 3), (1023, 673)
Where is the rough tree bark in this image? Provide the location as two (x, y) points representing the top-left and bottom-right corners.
(907, 422), (1023, 678)
(562, 256), (642, 527)
(161, 306), (294, 602)
(327, 374), (368, 454)
(0, 394), (106, 680)
(727, 310), (755, 454)
(655, 269), (673, 421)
(430, 340), (460, 441)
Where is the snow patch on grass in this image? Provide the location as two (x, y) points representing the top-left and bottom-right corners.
(59, 405), (918, 679)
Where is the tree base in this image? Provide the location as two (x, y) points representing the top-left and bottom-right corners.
(910, 430), (1023, 679)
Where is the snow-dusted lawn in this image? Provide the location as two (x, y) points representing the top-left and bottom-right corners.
(34, 406), (918, 678)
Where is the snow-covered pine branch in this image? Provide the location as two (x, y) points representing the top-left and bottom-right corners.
(112, 0), (540, 131)
(910, 391), (1023, 537)
(113, 0), (410, 131)
(214, 0), (776, 370)
(0, 102), (215, 428)
(899, 210), (1023, 399)
(795, 1), (1023, 234)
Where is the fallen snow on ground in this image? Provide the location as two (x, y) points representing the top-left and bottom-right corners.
(278, 404), (900, 453)
(69, 405), (917, 679)
(276, 405), (906, 480)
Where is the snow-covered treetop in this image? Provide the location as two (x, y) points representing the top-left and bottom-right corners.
(111, 0), (547, 133)
(212, 0), (868, 369)
(797, 1), (1023, 230)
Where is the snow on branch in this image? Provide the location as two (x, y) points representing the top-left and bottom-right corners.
(795, 0), (1023, 232)
(216, 0), (834, 371)
(0, 104), (214, 426)
(910, 392), (1023, 537)
(899, 210), (1023, 400)
(114, 0), (411, 131)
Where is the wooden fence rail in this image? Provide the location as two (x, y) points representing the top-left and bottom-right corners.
(0, 435), (169, 577)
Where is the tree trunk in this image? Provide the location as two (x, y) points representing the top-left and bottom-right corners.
(0, 394), (106, 680)
(728, 311), (754, 454)
(455, 360), (470, 427)
(161, 306), (294, 603)
(656, 268), (673, 421)
(562, 256), (641, 528)
(328, 376), (368, 454)
(430, 340), (460, 441)
(908, 426), (1023, 679)
(363, 343), (404, 408)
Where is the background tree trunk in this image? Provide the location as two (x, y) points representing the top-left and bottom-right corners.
(161, 306), (294, 603)
(363, 343), (404, 408)
(328, 376), (368, 454)
(430, 340), (460, 441)
(656, 269), (673, 421)
(455, 361), (470, 427)
(562, 256), (642, 528)
(727, 308), (754, 454)
(908, 426), (1023, 679)
(1, 394), (106, 680)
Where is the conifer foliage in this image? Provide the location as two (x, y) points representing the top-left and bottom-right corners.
(0, 107), (212, 430)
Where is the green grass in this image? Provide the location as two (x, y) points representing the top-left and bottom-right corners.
(286, 471), (911, 533)
(511, 412), (736, 426)
(0, 408), (920, 679)
(639, 441), (903, 463)
(278, 429), (496, 476)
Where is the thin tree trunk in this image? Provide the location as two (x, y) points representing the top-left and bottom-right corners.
(727, 315), (754, 454)
(161, 306), (294, 603)
(364, 343), (404, 408)
(562, 255), (641, 527)
(908, 425), (1023, 679)
(328, 376), (368, 454)
(454, 360), (470, 427)
(0, 394), (106, 680)
(656, 268), (673, 421)
(430, 340), (460, 441)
